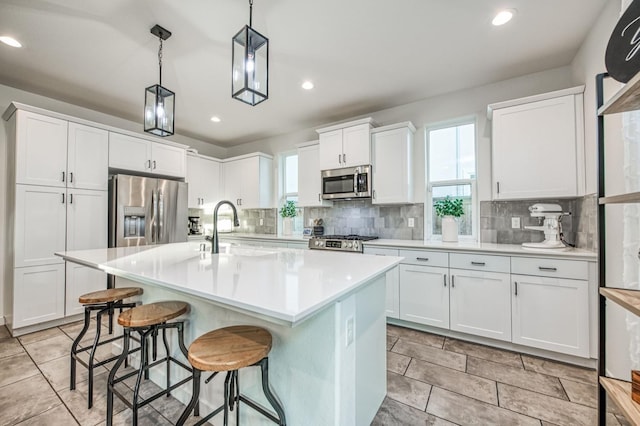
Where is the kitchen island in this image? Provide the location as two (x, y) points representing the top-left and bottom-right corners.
(57, 242), (402, 425)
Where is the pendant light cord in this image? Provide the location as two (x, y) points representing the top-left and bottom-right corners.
(158, 38), (163, 86)
(249, 0), (253, 27)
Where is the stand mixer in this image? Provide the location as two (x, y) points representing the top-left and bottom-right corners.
(522, 204), (569, 249)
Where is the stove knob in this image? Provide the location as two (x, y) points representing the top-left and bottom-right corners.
(315, 241), (320, 246)
(354, 242), (359, 250)
(347, 242), (353, 248)
(319, 241), (324, 247)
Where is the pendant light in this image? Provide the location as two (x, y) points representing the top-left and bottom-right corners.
(144, 25), (175, 137)
(232, 0), (269, 106)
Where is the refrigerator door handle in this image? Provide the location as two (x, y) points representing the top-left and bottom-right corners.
(158, 189), (164, 242)
(151, 189), (158, 243)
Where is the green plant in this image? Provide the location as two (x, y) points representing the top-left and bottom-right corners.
(279, 200), (298, 218)
(434, 196), (464, 218)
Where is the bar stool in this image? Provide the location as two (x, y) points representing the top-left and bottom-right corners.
(70, 287), (143, 408)
(177, 325), (286, 426)
(106, 301), (197, 426)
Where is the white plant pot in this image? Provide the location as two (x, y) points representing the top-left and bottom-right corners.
(282, 217), (294, 236)
(441, 216), (459, 242)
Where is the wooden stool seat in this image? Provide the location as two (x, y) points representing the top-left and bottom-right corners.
(79, 287), (143, 304)
(188, 325), (272, 372)
(118, 301), (189, 327)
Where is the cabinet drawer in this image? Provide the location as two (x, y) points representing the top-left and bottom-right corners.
(511, 257), (588, 280)
(449, 253), (510, 273)
(399, 250), (448, 267)
(364, 247), (399, 257)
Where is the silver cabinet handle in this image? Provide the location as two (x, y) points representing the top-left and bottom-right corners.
(451, 275), (455, 288)
(343, 153), (346, 163)
(61, 193), (65, 203)
(416, 257), (429, 262)
(69, 193), (73, 204)
(147, 159), (152, 169)
(318, 193), (321, 202)
(538, 267), (558, 272)
(62, 171), (65, 182)
(153, 160), (157, 170)
(471, 261), (486, 266)
(69, 172), (73, 183)
(444, 274), (447, 287)
(338, 154), (342, 165)
(496, 181), (500, 194)
(515, 281), (518, 296)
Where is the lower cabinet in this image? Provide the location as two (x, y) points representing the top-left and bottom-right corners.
(511, 274), (589, 357)
(449, 269), (512, 342)
(364, 247), (400, 319)
(65, 263), (107, 317)
(399, 264), (449, 328)
(14, 264), (65, 328)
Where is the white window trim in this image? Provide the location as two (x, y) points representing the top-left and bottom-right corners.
(424, 117), (479, 241)
(278, 151), (302, 235)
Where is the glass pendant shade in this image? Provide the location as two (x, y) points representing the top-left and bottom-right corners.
(145, 84), (175, 136)
(232, 25), (268, 106)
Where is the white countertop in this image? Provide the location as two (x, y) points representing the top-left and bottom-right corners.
(217, 233), (597, 260)
(56, 242), (402, 326)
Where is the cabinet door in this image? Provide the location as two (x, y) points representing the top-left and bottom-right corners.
(109, 132), (151, 173)
(449, 269), (511, 341)
(492, 95), (579, 199)
(65, 262), (106, 317)
(318, 129), (343, 170)
(297, 144), (332, 207)
(67, 123), (108, 191)
(66, 189), (108, 251)
(151, 143), (186, 178)
(15, 185), (66, 268)
(15, 111), (68, 187)
(372, 127), (412, 204)
(14, 263), (65, 328)
(201, 158), (221, 207)
(399, 264), (449, 328)
(187, 155), (204, 208)
(342, 123), (371, 167)
(223, 159), (245, 206)
(511, 275), (589, 357)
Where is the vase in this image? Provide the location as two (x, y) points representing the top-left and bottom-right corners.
(282, 217), (294, 236)
(441, 216), (458, 242)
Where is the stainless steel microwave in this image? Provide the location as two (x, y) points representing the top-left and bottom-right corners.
(321, 165), (372, 200)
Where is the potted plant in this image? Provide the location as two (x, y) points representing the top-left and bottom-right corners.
(434, 196), (464, 242)
(279, 200), (297, 235)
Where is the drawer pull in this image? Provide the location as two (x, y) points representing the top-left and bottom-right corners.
(471, 261), (486, 266)
(451, 275), (455, 288)
(538, 267), (558, 272)
(416, 257), (429, 262)
(444, 274), (447, 287)
(515, 281), (518, 296)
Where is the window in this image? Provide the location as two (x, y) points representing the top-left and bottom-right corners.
(426, 120), (477, 240)
(279, 152), (302, 233)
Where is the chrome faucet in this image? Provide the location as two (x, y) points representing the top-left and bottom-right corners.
(205, 200), (240, 254)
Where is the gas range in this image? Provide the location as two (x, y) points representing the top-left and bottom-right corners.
(308, 235), (378, 253)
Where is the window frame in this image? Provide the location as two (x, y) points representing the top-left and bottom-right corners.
(424, 117), (479, 241)
(278, 151), (302, 234)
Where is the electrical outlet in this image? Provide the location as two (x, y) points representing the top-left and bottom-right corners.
(408, 217), (415, 228)
(346, 316), (354, 347)
(511, 217), (521, 229)
(259, 218), (264, 226)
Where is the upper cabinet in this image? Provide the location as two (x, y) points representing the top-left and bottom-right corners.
(297, 142), (332, 207)
(109, 132), (186, 178)
(222, 153), (273, 209)
(488, 86), (585, 200)
(14, 111), (108, 190)
(187, 154), (222, 208)
(371, 122), (415, 204)
(316, 117), (374, 170)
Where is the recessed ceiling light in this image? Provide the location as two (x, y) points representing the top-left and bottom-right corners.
(0, 36), (22, 48)
(492, 10), (515, 26)
(210, 116), (221, 123)
(301, 81), (314, 90)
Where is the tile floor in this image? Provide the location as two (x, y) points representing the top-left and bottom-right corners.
(0, 321), (629, 425)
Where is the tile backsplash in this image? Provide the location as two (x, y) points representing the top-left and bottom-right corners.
(189, 207), (278, 235)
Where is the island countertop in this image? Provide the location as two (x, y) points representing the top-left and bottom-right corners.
(56, 242), (402, 326)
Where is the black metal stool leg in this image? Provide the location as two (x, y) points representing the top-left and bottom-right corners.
(107, 328), (130, 426)
(223, 371), (232, 426)
(86, 309), (105, 409)
(70, 306), (91, 391)
(235, 371), (240, 425)
(177, 322), (199, 416)
(259, 358), (287, 425)
(176, 368), (201, 426)
(162, 326), (171, 395)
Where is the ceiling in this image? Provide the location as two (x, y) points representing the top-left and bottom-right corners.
(0, 0), (608, 147)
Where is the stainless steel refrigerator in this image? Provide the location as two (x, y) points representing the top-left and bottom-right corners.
(108, 174), (188, 248)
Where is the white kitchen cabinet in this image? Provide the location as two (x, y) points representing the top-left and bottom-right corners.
(15, 110), (68, 187)
(65, 263), (106, 317)
(14, 185), (67, 268)
(364, 247), (400, 319)
(187, 154), (222, 208)
(109, 132), (186, 178)
(223, 153), (273, 209)
(399, 264), (449, 328)
(67, 123), (109, 191)
(371, 122), (415, 204)
(66, 189), (108, 251)
(488, 86), (585, 200)
(449, 269), (512, 341)
(297, 142), (332, 207)
(13, 263), (65, 328)
(317, 118), (374, 170)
